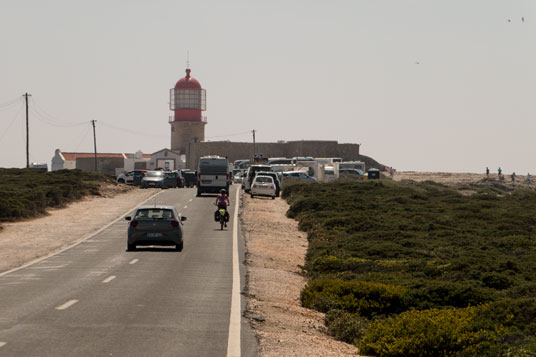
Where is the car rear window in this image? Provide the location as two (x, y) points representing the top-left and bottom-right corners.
(146, 171), (164, 177)
(255, 176), (273, 183)
(134, 209), (174, 220)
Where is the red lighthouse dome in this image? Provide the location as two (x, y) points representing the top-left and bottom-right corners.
(169, 68), (206, 122)
(174, 69), (202, 90)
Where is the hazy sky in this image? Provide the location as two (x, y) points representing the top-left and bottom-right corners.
(1, 0), (534, 173)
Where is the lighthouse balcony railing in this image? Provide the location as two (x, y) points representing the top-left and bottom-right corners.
(169, 116), (208, 123)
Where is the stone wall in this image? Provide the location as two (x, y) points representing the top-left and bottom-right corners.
(185, 140), (360, 170)
(76, 157), (124, 175)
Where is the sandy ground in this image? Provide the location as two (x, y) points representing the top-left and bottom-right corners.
(0, 184), (157, 273)
(241, 195), (359, 356)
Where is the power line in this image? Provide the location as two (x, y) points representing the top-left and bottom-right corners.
(205, 130), (251, 139)
(99, 121), (168, 139)
(0, 103), (24, 142)
(29, 97), (88, 127)
(0, 97), (22, 110)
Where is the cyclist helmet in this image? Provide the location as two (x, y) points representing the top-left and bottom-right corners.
(220, 189), (227, 194)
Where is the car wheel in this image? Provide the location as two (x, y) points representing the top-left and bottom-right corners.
(250, 194), (254, 198)
(127, 243), (136, 251)
(175, 241), (183, 252)
(118, 179), (125, 184)
(272, 196), (275, 200)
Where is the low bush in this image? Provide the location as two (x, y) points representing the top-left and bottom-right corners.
(284, 178), (536, 353)
(358, 305), (506, 357)
(325, 309), (369, 345)
(0, 168), (113, 222)
(301, 278), (407, 318)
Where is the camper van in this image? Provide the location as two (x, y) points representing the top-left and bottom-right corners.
(196, 156), (230, 196)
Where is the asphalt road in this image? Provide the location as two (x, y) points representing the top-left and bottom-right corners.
(0, 185), (256, 356)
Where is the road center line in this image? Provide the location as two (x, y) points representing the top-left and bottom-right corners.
(0, 342), (6, 348)
(102, 275), (116, 283)
(129, 259), (139, 265)
(226, 188), (241, 357)
(189, 198), (193, 202)
(184, 205), (188, 209)
(56, 299), (78, 310)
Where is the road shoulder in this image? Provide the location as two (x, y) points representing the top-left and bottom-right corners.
(241, 194), (359, 356)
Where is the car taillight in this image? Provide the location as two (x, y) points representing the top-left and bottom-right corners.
(171, 220), (179, 227)
(270, 185), (275, 189)
(253, 184), (257, 188)
(130, 220), (138, 227)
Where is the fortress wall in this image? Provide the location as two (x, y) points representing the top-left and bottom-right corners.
(186, 140), (360, 170)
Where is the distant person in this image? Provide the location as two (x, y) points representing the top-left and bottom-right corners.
(498, 167), (502, 177)
(486, 167), (489, 177)
(511, 172), (516, 183)
(526, 173), (531, 184)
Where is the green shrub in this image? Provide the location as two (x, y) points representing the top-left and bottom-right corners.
(325, 309), (369, 345)
(359, 306), (505, 357)
(301, 278), (407, 318)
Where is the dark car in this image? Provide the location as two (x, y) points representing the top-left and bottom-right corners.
(125, 205), (187, 251)
(183, 171), (197, 188)
(255, 171), (281, 197)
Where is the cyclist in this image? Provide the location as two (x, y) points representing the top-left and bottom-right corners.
(215, 189), (230, 226)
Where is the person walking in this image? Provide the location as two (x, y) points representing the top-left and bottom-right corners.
(511, 172), (516, 183)
(486, 167), (489, 177)
(498, 167), (502, 177)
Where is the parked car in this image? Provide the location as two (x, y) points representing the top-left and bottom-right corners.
(140, 171), (168, 189)
(244, 164), (272, 193)
(182, 171), (197, 188)
(117, 170), (148, 185)
(250, 175), (276, 199)
(125, 205), (187, 251)
(255, 171), (281, 197)
(163, 171), (180, 188)
(281, 171), (317, 184)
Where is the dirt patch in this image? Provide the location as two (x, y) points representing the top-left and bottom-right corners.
(241, 194), (360, 356)
(0, 184), (158, 273)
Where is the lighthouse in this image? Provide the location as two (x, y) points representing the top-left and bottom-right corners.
(169, 68), (207, 154)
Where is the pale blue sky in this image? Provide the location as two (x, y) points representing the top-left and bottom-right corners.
(1, 0), (534, 173)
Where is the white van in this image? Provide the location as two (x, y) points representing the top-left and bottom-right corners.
(197, 156), (230, 196)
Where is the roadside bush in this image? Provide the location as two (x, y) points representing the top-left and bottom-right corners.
(325, 309), (369, 345)
(359, 306), (505, 357)
(0, 169), (112, 222)
(301, 278), (407, 318)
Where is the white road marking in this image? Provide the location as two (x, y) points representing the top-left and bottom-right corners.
(56, 299), (78, 310)
(0, 191), (161, 278)
(129, 259), (139, 265)
(0, 342), (6, 348)
(227, 188), (241, 357)
(30, 265), (67, 270)
(189, 199), (193, 202)
(184, 205), (188, 209)
(102, 275), (116, 283)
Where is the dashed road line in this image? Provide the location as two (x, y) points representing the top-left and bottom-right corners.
(189, 199), (193, 202)
(0, 342), (6, 348)
(56, 299), (78, 310)
(102, 275), (116, 283)
(184, 205), (188, 209)
(129, 259), (139, 265)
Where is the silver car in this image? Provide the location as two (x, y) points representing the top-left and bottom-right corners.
(140, 171), (167, 189)
(125, 205), (187, 251)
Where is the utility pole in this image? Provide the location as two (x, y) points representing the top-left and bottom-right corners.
(252, 129), (256, 162)
(91, 120), (97, 172)
(23, 93), (31, 168)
